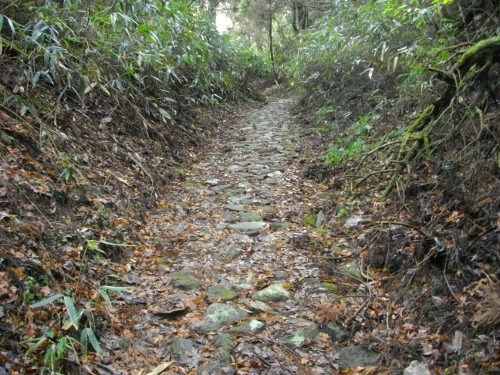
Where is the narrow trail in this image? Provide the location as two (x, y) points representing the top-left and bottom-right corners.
(105, 99), (371, 374)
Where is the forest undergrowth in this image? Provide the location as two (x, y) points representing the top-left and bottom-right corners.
(1, 0), (500, 374)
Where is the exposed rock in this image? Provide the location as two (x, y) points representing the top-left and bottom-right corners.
(219, 211), (239, 223)
(336, 346), (378, 369)
(240, 212), (263, 222)
(316, 210), (325, 227)
(225, 244), (242, 260)
(252, 283), (290, 302)
(403, 361), (430, 375)
(168, 223), (188, 233)
(228, 319), (265, 334)
(225, 204), (246, 212)
(206, 285), (238, 301)
(194, 303), (248, 333)
(226, 165), (243, 172)
(169, 272), (202, 290)
(340, 260), (363, 282)
(228, 221), (266, 235)
(170, 338), (194, 362)
(272, 269), (287, 280)
(282, 323), (319, 347)
(248, 301), (277, 314)
(326, 323), (349, 342)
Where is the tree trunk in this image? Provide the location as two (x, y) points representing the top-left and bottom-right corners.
(291, 0), (308, 33)
(268, 1), (279, 84)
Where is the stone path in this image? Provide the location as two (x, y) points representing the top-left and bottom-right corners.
(107, 99), (377, 374)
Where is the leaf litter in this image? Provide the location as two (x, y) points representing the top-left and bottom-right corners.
(1, 97), (499, 374)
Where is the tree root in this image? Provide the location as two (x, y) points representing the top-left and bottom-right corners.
(381, 36), (500, 199)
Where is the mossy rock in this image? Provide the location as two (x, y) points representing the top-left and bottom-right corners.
(207, 285), (238, 301)
(302, 214), (316, 227)
(170, 271), (202, 290)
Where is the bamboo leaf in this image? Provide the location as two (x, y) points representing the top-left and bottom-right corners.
(83, 328), (103, 356)
(25, 337), (48, 355)
(31, 294), (64, 308)
(64, 296), (79, 330)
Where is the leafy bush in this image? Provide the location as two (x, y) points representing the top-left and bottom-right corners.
(0, 0), (271, 125)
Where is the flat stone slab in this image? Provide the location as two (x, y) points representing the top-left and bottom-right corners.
(252, 283), (290, 302)
(219, 211), (239, 223)
(228, 221), (266, 234)
(226, 165), (243, 172)
(225, 204), (246, 212)
(240, 212), (263, 222)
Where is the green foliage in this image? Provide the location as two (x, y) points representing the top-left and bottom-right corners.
(24, 285), (128, 371)
(57, 154), (83, 184)
(324, 114), (378, 165)
(1, 0), (271, 124)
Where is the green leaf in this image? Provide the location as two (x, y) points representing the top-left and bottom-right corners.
(25, 337), (48, 354)
(98, 288), (112, 309)
(82, 327), (103, 356)
(64, 296), (79, 330)
(98, 286), (127, 308)
(56, 336), (67, 358)
(31, 294), (64, 308)
(44, 344), (57, 370)
(80, 329), (88, 357)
